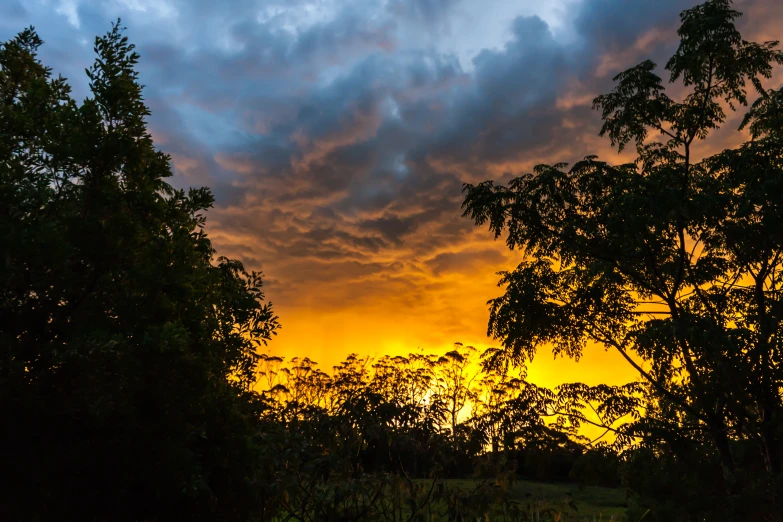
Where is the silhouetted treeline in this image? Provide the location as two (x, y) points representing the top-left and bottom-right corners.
(246, 345), (627, 520)
(254, 347), (621, 486)
(4, 0), (783, 520)
(0, 22), (613, 522)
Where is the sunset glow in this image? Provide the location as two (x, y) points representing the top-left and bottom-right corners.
(5, 0), (779, 390)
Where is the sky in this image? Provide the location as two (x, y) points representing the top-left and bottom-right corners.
(3, 0), (782, 388)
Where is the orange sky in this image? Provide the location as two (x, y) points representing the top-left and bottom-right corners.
(189, 0), (782, 392)
(14, 0), (779, 393)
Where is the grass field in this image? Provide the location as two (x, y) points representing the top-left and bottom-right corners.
(447, 479), (629, 521)
(271, 479), (631, 521)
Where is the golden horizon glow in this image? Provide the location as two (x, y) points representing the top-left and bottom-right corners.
(66, 0), (779, 399)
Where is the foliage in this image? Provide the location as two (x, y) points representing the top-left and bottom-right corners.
(0, 22), (610, 521)
(463, 0), (783, 519)
(14, 3), (783, 520)
(249, 346), (627, 520)
(0, 22), (279, 521)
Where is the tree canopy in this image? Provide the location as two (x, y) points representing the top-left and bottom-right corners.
(4, 1), (783, 521)
(463, 0), (783, 518)
(0, 21), (279, 521)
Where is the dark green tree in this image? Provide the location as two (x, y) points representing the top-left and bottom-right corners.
(463, 0), (783, 518)
(0, 22), (279, 521)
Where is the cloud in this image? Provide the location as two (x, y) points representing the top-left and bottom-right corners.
(2, 0), (779, 371)
(425, 249), (507, 276)
(1, 0), (27, 22)
(387, 0), (462, 24)
(359, 215), (420, 245)
(427, 15), (571, 170)
(573, 0), (695, 52)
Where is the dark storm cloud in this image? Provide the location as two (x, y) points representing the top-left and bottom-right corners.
(1, 0), (776, 317)
(428, 15), (570, 168)
(387, 0), (462, 23)
(359, 215), (420, 245)
(573, 0), (696, 51)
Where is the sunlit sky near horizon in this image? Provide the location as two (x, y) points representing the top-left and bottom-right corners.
(3, 0), (782, 388)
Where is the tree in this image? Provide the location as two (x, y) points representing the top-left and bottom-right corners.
(0, 22), (279, 521)
(434, 342), (479, 440)
(462, 0), (783, 517)
(252, 350), (588, 520)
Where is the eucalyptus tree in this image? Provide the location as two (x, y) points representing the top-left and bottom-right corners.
(463, 0), (783, 513)
(435, 342), (479, 439)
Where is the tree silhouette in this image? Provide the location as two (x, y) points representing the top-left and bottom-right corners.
(0, 22), (279, 521)
(14, 3), (783, 520)
(435, 342), (479, 439)
(463, 0), (783, 518)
